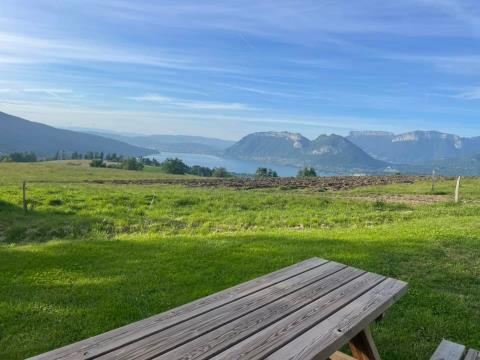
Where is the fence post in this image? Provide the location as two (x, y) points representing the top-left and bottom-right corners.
(455, 176), (461, 203)
(22, 181), (27, 212)
(431, 169), (436, 193)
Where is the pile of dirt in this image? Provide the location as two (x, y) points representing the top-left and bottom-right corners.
(86, 175), (447, 191)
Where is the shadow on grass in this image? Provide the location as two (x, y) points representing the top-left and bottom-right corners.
(1, 232), (479, 359)
(0, 199), (98, 244)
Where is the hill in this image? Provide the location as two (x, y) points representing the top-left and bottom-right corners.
(348, 130), (480, 164)
(84, 131), (235, 155)
(0, 112), (154, 157)
(225, 131), (387, 172)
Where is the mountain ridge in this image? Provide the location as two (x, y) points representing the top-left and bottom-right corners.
(347, 130), (480, 164)
(225, 131), (387, 173)
(0, 111), (154, 157)
(84, 131), (235, 155)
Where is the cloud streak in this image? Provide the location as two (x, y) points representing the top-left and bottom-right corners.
(129, 94), (252, 110)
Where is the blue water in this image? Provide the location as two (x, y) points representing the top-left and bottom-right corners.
(149, 152), (300, 177)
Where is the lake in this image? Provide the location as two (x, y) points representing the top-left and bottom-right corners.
(149, 152), (300, 176)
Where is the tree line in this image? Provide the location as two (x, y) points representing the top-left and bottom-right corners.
(0, 151), (319, 178)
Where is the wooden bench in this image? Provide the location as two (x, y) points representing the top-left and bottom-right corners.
(28, 258), (408, 360)
(430, 340), (480, 360)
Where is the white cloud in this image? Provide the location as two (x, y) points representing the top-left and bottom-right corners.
(453, 88), (480, 100)
(129, 93), (252, 110)
(0, 87), (73, 98)
(0, 31), (239, 73)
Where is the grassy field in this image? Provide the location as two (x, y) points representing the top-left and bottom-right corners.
(0, 162), (479, 359)
(0, 160), (186, 185)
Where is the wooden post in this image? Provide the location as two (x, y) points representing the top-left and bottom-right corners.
(348, 327), (381, 360)
(22, 181), (27, 212)
(149, 193), (156, 209)
(455, 176), (461, 203)
(431, 169), (436, 193)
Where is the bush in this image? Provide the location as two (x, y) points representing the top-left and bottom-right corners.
(297, 167), (317, 177)
(255, 167), (278, 178)
(212, 167), (231, 178)
(0, 152), (37, 162)
(89, 159), (106, 168)
(160, 158), (189, 174)
(121, 158), (144, 171)
(189, 165), (213, 177)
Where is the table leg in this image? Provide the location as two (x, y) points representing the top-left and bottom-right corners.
(348, 327), (381, 360)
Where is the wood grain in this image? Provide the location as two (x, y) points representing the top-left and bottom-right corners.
(211, 273), (388, 360)
(27, 258), (327, 360)
(97, 262), (349, 359)
(264, 278), (407, 360)
(430, 340), (466, 360)
(465, 349), (480, 360)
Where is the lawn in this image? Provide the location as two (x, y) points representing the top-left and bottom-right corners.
(0, 162), (479, 359)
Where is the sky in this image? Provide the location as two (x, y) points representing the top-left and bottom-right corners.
(2, 1), (480, 140)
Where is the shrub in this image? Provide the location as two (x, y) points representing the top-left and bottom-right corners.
(212, 167), (232, 178)
(255, 167), (278, 178)
(297, 167), (317, 177)
(89, 159), (106, 168)
(160, 158), (189, 174)
(189, 165), (213, 177)
(121, 158), (144, 171)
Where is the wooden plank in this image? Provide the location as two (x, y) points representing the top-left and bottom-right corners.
(92, 262), (348, 359)
(465, 349), (480, 360)
(210, 272), (388, 360)
(348, 327), (381, 360)
(131, 267), (369, 360)
(27, 258), (327, 360)
(430, 340), (466, 360)
(264, 278), (407, 360)
(328, 352), (356, 360)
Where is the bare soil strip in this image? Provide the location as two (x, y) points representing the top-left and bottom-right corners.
(86, 175), (445, 191)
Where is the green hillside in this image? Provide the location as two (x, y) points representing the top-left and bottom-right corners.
(0, 162), (479, 359)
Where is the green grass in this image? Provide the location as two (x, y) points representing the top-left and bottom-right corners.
(0, 163), (479, 359)
(0, 160), (188, 185)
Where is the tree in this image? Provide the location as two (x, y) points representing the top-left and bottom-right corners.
(1, 152), (37, 162)
(212, 167), (231, 178)
(89, 159), (105, 168)
(189, 165), (213, 177)
(297, 167), (317, 177)
(160, 158), (189, 174)
(255, 167), (278, 178)
(121, 158), (144, 171)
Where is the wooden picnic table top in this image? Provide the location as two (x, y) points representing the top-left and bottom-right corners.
(29, 258), (408, 360)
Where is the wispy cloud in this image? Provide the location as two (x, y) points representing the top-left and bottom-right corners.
(383, 53), (480, 74)
(453, 87), (480, 99)
(0, 87), (73, 97)
(0, 31), (239, 73)
(129, 94), (252, 110)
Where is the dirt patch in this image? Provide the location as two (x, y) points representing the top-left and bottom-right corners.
(342, 194), (452, 204)
(86, 175), (451, 192)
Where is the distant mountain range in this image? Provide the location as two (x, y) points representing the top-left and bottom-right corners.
(0, 112), (154, 157)
(85, 131), (235, 155)
(225, 132), (387, 173)
(3, 110), (480, 175)
(347, 130), (480, 164)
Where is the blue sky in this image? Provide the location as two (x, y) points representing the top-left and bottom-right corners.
(2, 1), (480, 140)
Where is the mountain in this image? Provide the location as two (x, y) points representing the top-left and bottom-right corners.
(347, 130), (480, 164)
(225, 131), (387, 172)
(0, 111), (154, 157)
(84, 131), (235, 155)
(397, 152), (480, 176)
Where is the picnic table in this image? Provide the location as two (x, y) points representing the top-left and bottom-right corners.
(29, 258), (408, 360)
